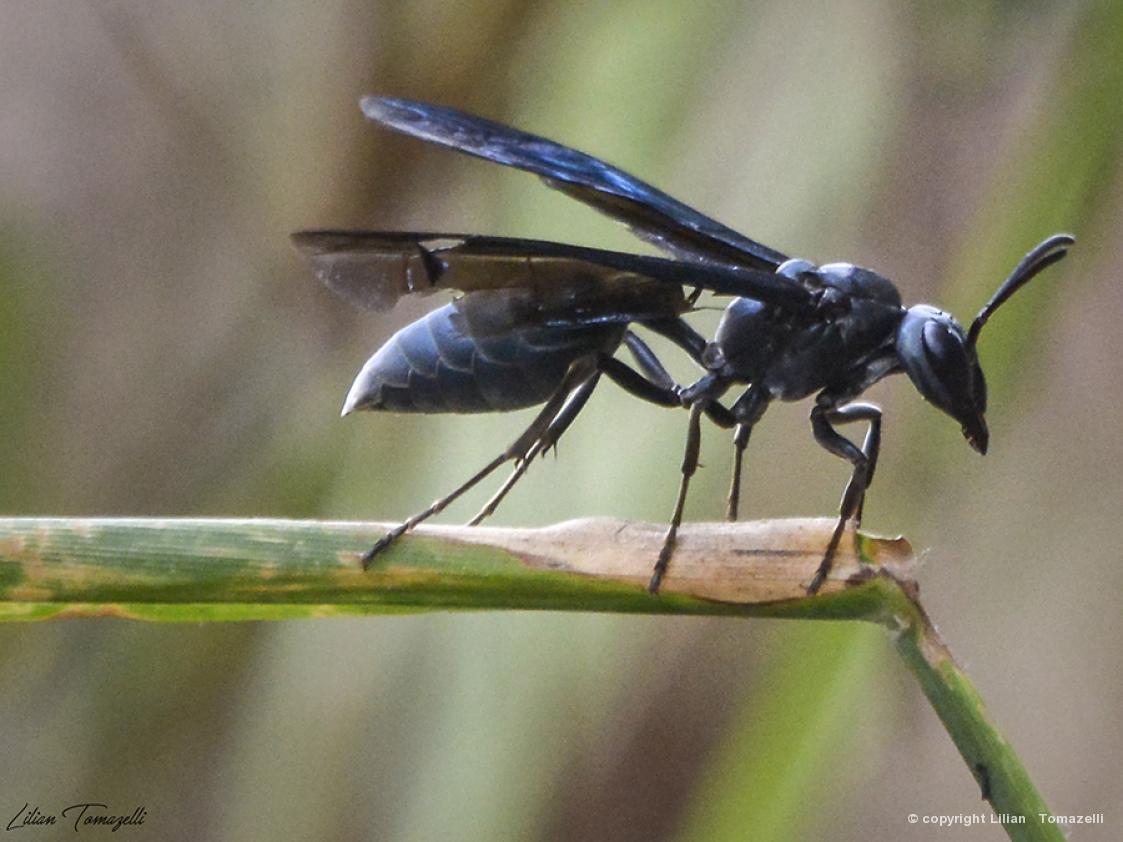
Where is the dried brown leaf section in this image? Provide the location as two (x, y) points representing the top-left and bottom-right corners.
(421, 516), (915, 602)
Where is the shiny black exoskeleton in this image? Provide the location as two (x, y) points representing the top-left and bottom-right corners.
(342, 298), (626, 414)
(710, 261), (904, 402)
(294, 97), (1073, 594)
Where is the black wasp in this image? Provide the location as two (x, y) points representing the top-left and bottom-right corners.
(293, 97), (1073, 594)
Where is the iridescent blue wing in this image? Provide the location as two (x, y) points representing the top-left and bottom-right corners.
(292, 230), (811, 328)
(362, 97), (790, 272)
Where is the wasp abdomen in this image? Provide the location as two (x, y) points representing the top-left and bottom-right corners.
(343, 300), (621, 414)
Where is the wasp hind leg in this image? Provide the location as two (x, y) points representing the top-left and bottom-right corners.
(360, 359), (596, 569)
(470, 334), (714, 528)
(467, 370), (602, 527)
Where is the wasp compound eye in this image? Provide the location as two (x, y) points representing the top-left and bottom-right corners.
(896, 306), (988, 452)
(899, 308), (968, 412)
(922, 321), (972, 409)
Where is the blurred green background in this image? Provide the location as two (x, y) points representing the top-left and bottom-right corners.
(2, 1), (1121, 840)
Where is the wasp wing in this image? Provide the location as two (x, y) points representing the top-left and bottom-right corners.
(361, 97), (789, 271)
(292, 231), (812, 327)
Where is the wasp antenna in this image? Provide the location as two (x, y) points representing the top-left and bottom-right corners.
(966, 233), (1075, 350)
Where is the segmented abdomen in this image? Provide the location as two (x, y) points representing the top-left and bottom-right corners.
(345, 299), (623, 413)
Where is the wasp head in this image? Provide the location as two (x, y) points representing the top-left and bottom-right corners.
(896, 234), (1074, 455)
(897, 305), (988, 452)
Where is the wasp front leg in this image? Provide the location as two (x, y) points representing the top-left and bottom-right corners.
(807, 399), (883, 594)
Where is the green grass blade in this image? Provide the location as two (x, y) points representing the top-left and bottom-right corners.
(0, 515), (1062, 840)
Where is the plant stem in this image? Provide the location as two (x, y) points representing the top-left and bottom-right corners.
(0, 516), (1061, 840)
(884, 589), (1062, 841)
